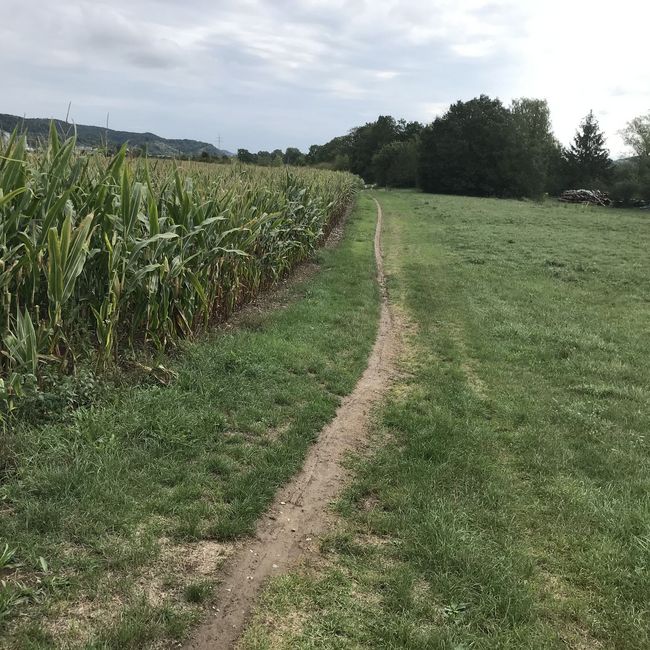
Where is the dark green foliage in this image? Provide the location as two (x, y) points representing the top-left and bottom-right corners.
(416, 96), (582, 198)
(610, 157), (650, 205)
(306, 99), (637, 200)
(610, 112), (650, 205)
(237, 148), (257, 164)
(349, 116), (422, 182)
(306, 135), (352, 169)
(238, 147), (305, 167)
(372, 140), (418, 187)
(349, 116), (401, 182)
(564, 110), (612, 187)
(509, 98), (564, 197)
(306, 118), (422, 182)
(418, 95), (516, 196)
(283, 147), (305, 166)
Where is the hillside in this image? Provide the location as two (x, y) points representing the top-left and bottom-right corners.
(0, 113), (232, 157)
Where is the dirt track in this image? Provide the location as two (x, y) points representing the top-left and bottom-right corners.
(183, 197), (398, 650)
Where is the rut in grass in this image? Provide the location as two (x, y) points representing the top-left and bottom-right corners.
(183, 197), (400, 650)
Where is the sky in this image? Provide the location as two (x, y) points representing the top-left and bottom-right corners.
(2, 0), (648, 156)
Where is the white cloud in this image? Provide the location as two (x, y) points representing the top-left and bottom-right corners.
(375, 70), (400, 80)
(451, 40), (498, 58)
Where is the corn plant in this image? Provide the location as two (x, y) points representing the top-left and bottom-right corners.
(0, 127), (361, 416)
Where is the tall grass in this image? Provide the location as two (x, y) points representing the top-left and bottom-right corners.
(0, 126), (361, 414)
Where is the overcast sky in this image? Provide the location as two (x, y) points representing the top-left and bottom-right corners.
(2, 0), (648, 156)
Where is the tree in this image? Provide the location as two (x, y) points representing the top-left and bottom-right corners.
(305, 135), (352, 168)
(372, 141), (418, 187)
(283, 147), (305, 166)
(256, 150), (273, 166)
(237, 148), (256, 164)
(348, 116), (423, 182)
(398, 119), (424, 141)
(621, 112), (650, 158)
(564, 111), (611, 187)
(509, 98), (561, 197)
(611, 112), (650, 204)
(418, 95), (515, 196)
(349, 116), (401, 182)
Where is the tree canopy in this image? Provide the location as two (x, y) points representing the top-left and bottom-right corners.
(418, 96), (517, 196)
(621, 113), (650, 158)
(233, 98), (643, 203)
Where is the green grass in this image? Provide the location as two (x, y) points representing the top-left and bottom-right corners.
(0, 196), (380, 648)
(241, 191), (650, 649)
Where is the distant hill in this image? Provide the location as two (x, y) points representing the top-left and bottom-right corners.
(0, 113), (232, 158)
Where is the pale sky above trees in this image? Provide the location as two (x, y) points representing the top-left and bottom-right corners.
(2, 0), (648, 155)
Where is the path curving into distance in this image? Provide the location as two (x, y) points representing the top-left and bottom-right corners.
(183, 197), (398, 650)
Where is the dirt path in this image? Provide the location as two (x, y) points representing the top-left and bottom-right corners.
(183, 197), (398, 650)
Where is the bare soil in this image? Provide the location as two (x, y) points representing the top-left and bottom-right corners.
(182, 198), (399, 650)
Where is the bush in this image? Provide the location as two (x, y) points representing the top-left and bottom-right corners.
(610, 179), (640, 205)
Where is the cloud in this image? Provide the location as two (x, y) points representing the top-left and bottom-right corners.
(451, 40), (498, 58)
(375, 71), (400, 80)
(1, 0), (648, 153)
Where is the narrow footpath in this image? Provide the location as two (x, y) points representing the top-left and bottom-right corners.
(183, 197), (398, 650)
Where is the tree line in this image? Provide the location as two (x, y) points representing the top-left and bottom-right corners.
(238, 97), (650, 205)
(236, 147), (306, 167)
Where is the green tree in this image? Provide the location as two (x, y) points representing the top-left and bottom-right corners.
(611, 112), (650, 204)
(306, 135), (352, 167)
(564, 111), (611, 187)
(372, 140), (418, 187)
(621, 112), (650, 158)
(283, 147), (305, 166)
(418, 95), (514, 196)
(509, 98), (561, 197)
(349, 116), (422, 182)
(256, 151), (273, 166)
(237, 148), (257, 164)
(349, 116), (401, 182)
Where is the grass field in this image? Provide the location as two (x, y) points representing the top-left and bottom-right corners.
(241, 191), (650, 649)
(0, 199), (379, 648)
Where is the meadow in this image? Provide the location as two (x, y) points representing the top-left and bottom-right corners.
(242, 191), (650, 649)
(3, 144), (649, 648)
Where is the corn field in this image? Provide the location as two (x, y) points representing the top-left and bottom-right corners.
(0, 126), (361, 411)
